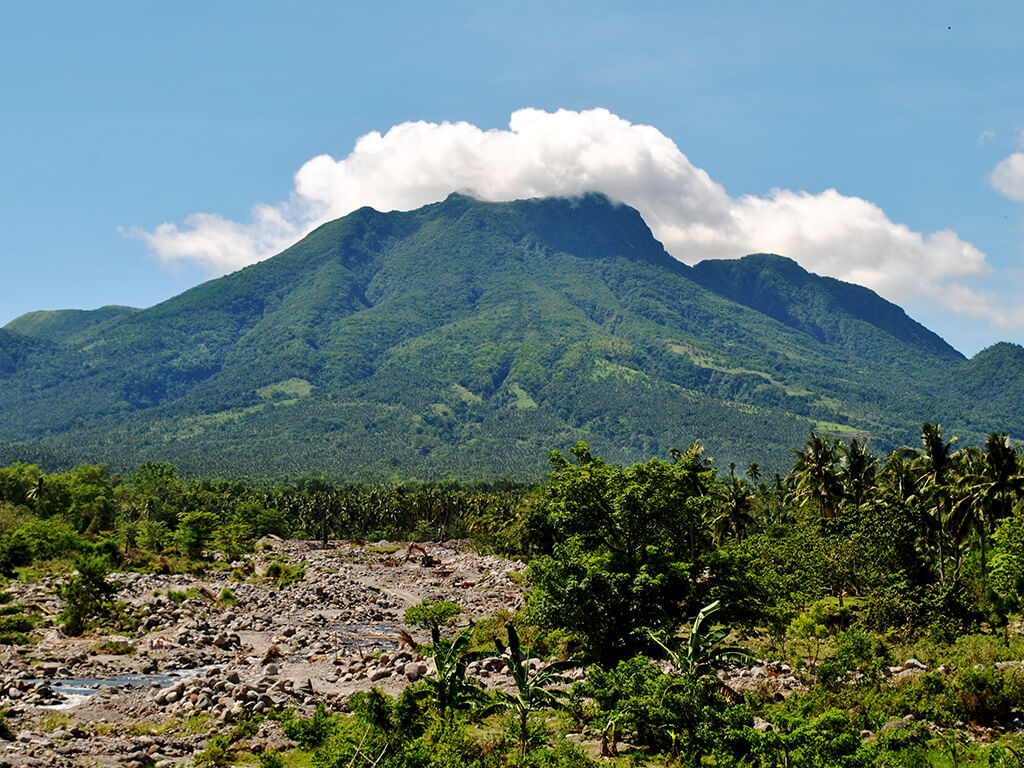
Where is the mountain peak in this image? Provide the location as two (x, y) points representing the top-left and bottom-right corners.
(689, 252), (963, 363)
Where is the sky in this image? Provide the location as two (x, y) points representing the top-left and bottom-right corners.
(2, 1), (1023, 356)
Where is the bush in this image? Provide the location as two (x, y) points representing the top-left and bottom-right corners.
(281, 702), (339, 749)
(177, 509), (219, 559)
(817, 630), (892, 689)
(214, 523), (254, 561)
(0, 533), (32, 577)
(404, 600), (462, 632)
(137, 520), (171, 553)
(194, 734), (235, 767)
(58, 552), (119, 636)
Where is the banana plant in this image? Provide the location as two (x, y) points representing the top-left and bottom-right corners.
(424, 623), (489, 719)
(492, 624), (576, 758)
(650, 600), (756, 679)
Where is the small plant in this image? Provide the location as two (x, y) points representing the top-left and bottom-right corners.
(0, 603), (38, 645)
(256, 750), (285, 768)
(263, 561), (304, 587)
(194, 733), (235, 767)
(166, 588), (204, 605)
(421, 622), (488, 719)
(219, 588), (239, 606)
(91, 639), (135, 656)
(404, 599), (462, 632)
(650, 599), (755, 679)
(491, 623), (576, 757)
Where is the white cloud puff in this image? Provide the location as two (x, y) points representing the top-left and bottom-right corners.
(129, 107), (996, 323)
(990, 152), (1024, 202)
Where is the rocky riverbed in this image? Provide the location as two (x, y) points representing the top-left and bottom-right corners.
(0, 537), (952, 767)
(0, 538), (532, 767)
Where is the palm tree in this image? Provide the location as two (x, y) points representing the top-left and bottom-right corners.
(711, 477), (755, 544)
(790, 433), (842, 517)
(952, 433), (1024, 584)
(913, 423), (957, 585)
(981, 432), (1022, 528)
(745, 462), (762, 485)
(25, 476), (45, 516)
(839, 438), (877, 509)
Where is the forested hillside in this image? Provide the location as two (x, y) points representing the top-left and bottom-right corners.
(1, 194), (1021, 480)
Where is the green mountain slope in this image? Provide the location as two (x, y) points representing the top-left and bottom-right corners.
(4, 306), (140, 344)
(0, 194), (1015, 479)
(689, 254), (964, 364)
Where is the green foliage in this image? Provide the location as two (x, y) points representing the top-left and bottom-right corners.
(194, 733), (236, 767)
(491, 623), (575, 757)
(403, 600), (463, 632)
(4, 195), (1016, 482)
(281, 702), (340, 749)
(177, 509), (219, 558)
(214, 522), (255, 561)
(0, 601), (39, 645)
(650, 599), (755, 678)
(420, 623), (489, 719)
(817, 631), (893, 689)
(263, 560), (304, 587)
(58, 551), (119, 635)
(526, 442), (711, 663)
(579, 655), (750, 761)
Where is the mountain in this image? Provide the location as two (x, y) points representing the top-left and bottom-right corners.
(689, 254), (964, 364)
(4, 306), (140, 345)
(0, 193), (1019, 480)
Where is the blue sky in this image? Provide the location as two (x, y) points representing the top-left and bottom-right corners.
(2, 1), (1022, 355)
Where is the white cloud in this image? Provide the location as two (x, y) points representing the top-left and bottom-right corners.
(990, 152), (1024, 202)
(129, 107), (1002, 326)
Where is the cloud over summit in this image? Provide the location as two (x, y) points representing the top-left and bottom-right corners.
(130, 107), (993, 322)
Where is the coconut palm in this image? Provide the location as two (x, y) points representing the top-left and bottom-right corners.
(913, 423), (958, 585)
(711, 477), (755, 544)
(839, 438), (877, 509)
(790, 433), (843, 518)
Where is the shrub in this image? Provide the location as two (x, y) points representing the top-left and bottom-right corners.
(58, 553), (119, 635)
(177, 509), (219, 559)
(214, 523), (254, 561)
(404, 600), (462, 632)
(137, 520), (171, 553)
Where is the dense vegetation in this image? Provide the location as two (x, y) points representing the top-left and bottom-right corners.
(4, 424), (1024, 765)
(2, 194), (1023, 480)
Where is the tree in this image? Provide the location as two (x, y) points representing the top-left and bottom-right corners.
(838, 438), (877, 509)
(59, 552), (119, 635)
(526, 442), (714, 664)
(913, 423), (958, 586)
(790, 433), (842, 518)
(421, 623), (487, 720)
(710, 477), (755, 544)
(177, 509), (219, 559)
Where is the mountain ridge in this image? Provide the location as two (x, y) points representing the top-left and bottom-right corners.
(0, 193), (1019, 479)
